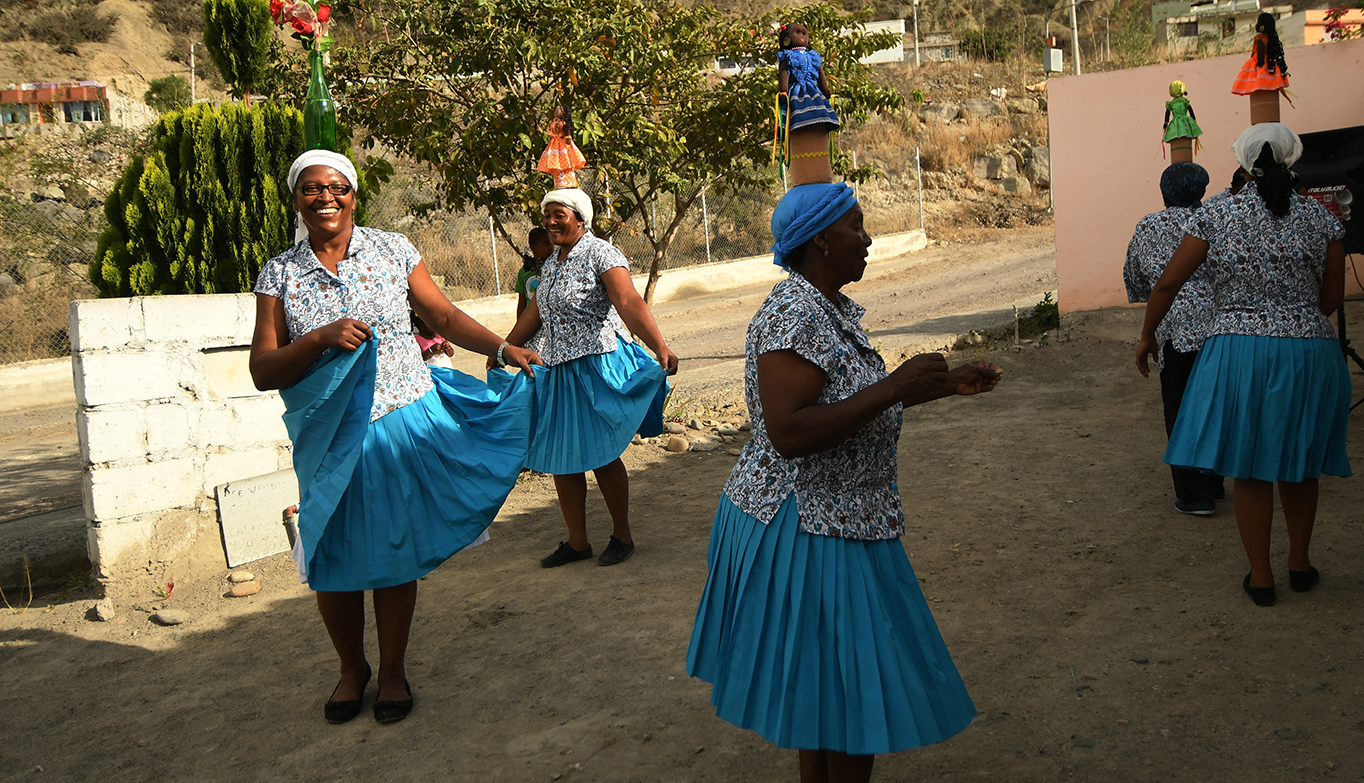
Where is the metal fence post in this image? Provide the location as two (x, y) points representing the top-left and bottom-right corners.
(701, 189), (711, 265)
(488, 214), (500, 293)
(915, 145), (925, 231)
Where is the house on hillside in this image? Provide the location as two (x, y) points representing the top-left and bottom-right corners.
(1278, 8), (1364, 45)
(0, 81), (157, 138)
(1153, 0), (1292, 56)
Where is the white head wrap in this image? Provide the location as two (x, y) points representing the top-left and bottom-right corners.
(540, 188), (593, 228)
(1232, 123), (1303, 177)
(288, 151), (359, 243)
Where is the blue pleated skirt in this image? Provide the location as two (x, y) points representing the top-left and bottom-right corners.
(787, 84), (840, 133)
(280, 342), (535, 592)
(1165, 334), (1351, 482)
(519, 338), (669, 475)
(686, 493), (976, 755)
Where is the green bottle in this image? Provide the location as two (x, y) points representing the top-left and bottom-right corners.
(303, 50), (337, 151)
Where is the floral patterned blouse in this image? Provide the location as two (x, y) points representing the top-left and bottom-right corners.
(255, 226), (432, 421)
(723, 272), (905, 541)
(536, 233), (633, 366)
(1123, 205), (1216, 368)
(1185, 183), (1345, 340)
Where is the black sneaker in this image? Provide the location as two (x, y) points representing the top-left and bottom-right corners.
(598, 535), (635, 566)
(540, 541), (593, 568)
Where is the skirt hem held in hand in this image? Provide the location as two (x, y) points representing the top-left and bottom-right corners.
(517, 337), (669, 475)
(1165, 334), (1351, 482)
(280, 342), (534, 592)
(686, 493), (976, 756)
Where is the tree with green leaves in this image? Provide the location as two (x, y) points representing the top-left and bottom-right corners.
(143, 75), (192, 113)
(92, 101), (365, 296)
(336, 0), (901, 302)
(203, 0), (275, 106)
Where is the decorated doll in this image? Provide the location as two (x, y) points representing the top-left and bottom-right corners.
(1233, 13), (1291, 123)
(774, 22), (839, 185)
(537, 104), (587, 189)
(1163, 81), (1203, 162)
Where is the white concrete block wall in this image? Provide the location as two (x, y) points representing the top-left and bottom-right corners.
(69, 293), (295, 576)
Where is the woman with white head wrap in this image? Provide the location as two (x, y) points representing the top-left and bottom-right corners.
(250, 150), (543, 724)
(1137, 123), (1350, 608)
(498, 187), (678, 568)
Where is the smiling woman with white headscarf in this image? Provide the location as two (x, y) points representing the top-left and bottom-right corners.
(249, 150), (543, 726)
(1137, 123), (1350, 608)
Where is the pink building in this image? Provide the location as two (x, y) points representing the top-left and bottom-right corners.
(0, 81), (108, 136)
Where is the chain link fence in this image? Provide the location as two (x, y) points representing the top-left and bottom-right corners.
(0, 164), (923, 366)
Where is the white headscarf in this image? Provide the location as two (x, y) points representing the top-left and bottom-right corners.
(287, 150), (359, 243)
(540, 187), (593, 228)
(1232, 123), (1303, 177)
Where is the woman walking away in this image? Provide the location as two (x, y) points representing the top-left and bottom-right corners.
(250, 150), (541, 724)
(1124, 162), (1225, 515)
(687, 182), (1002, 782)
(1137, 123), (1350, 607)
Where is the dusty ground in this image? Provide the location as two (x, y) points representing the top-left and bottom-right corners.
(4, 237), (1364, 782)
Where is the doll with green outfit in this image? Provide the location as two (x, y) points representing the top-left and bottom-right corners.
(1163, 81), (1203, 162)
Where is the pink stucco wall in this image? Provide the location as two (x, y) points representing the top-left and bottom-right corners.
(1048, 38), (1364, 313)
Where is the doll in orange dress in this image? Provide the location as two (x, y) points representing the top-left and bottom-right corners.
(537, 105), (587, 189)
(1232, 13), (1290, 96)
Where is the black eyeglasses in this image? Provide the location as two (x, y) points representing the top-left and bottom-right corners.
(297, 183), (353, 196)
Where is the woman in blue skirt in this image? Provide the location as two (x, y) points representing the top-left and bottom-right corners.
(1137, 123), (1350, 607)
(686, 182), (1001, 782)
(501, 187), (678, 568)
(250, 151), (542, 724)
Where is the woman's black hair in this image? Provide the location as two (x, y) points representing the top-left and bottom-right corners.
(1257, 13), (1286, 71)
(1253, 144), (1296, 218)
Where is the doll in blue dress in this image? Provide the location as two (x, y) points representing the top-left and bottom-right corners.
(775, 22), (839, 184)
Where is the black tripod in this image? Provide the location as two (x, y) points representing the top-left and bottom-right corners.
(1339, 300), (1364, 411)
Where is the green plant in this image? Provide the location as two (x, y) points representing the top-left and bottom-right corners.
(958, 28), (1013, 62)
(1017, 291), (1059, 339)
(203, 0), (275, 105)
(92, 101), (367, 296)
(0, 1), (118, 54)
(143, 75), (192, 114)
(337, 0), (901, 302)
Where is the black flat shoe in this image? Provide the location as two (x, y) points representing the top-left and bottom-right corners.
(1242, 573), (1276, 607)
(373, 680), (413, 724)
(324, 663), (372, 724)
(540, 541), (593, 568)
(1289, 566), (1320, 593)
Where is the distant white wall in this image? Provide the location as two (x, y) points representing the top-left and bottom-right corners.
(69, 294), (291, 577)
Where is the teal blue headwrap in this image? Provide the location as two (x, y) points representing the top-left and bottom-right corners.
(770, 183), (858, 268)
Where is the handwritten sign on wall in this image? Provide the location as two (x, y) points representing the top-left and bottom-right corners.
(216, 470), (299, 567)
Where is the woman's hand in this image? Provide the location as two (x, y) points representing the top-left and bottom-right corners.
(889, 352), (951, 406)
(655, 345), (680, 376)
(1135, 335), (1158, 378)
(314, 318), (372, 352)
(948, 361), (1002, 395)
(501, 345), (543, 374)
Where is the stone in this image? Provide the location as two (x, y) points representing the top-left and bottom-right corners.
(687, 418), (703, 430)
(727, 448), (742, 456)
(88, 600), (116, 622)
(228, 571), (255, 583)
(1029, 146), (1051, 187)
(1075, 738), (1096, 749)
(152, 609), (190, 626)
(999, 176), (1032, 195)
(717, 426), (740, 437)
(631, 433), (642, 445)
(724, 417), (743, 425)
(703, 419), (718, 427)
(739, 422), (751, 432)
(690, 439), (720, 452)
(973, 155), (1017, 181)
(35, 184), (65, 202)
(229, 581), (262, 598)
(1129, 656), (1149, 665)
(720, 435), (734, 442)
(1003, 97), (1039, 114)
(960, 98), (1005, 120)
(664, 422), (686, 434)
(666, 436), (690, 452)
(89, 149), (113, 164)
(921, 102), (960, 123)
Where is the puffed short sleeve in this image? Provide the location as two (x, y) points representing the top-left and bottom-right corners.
(752, 298), (838, 375)
(391, 232), (423, 277)
(591, 240), (629, 277)
(254, 253), (287, 298)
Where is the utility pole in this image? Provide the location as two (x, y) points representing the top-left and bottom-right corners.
(1097, 15), (1110, 60)
(1069, 0), (1083, 76)
(190, 39), (196, 103)
(912, 0), (921, 67)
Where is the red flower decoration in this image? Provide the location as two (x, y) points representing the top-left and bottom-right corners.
(291, 16), (314, 34)
(269, 0), (284, 21)
(317, 3), (331, 23)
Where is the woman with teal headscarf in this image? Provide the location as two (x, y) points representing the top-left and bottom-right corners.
(686, 183), (1002, 782)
